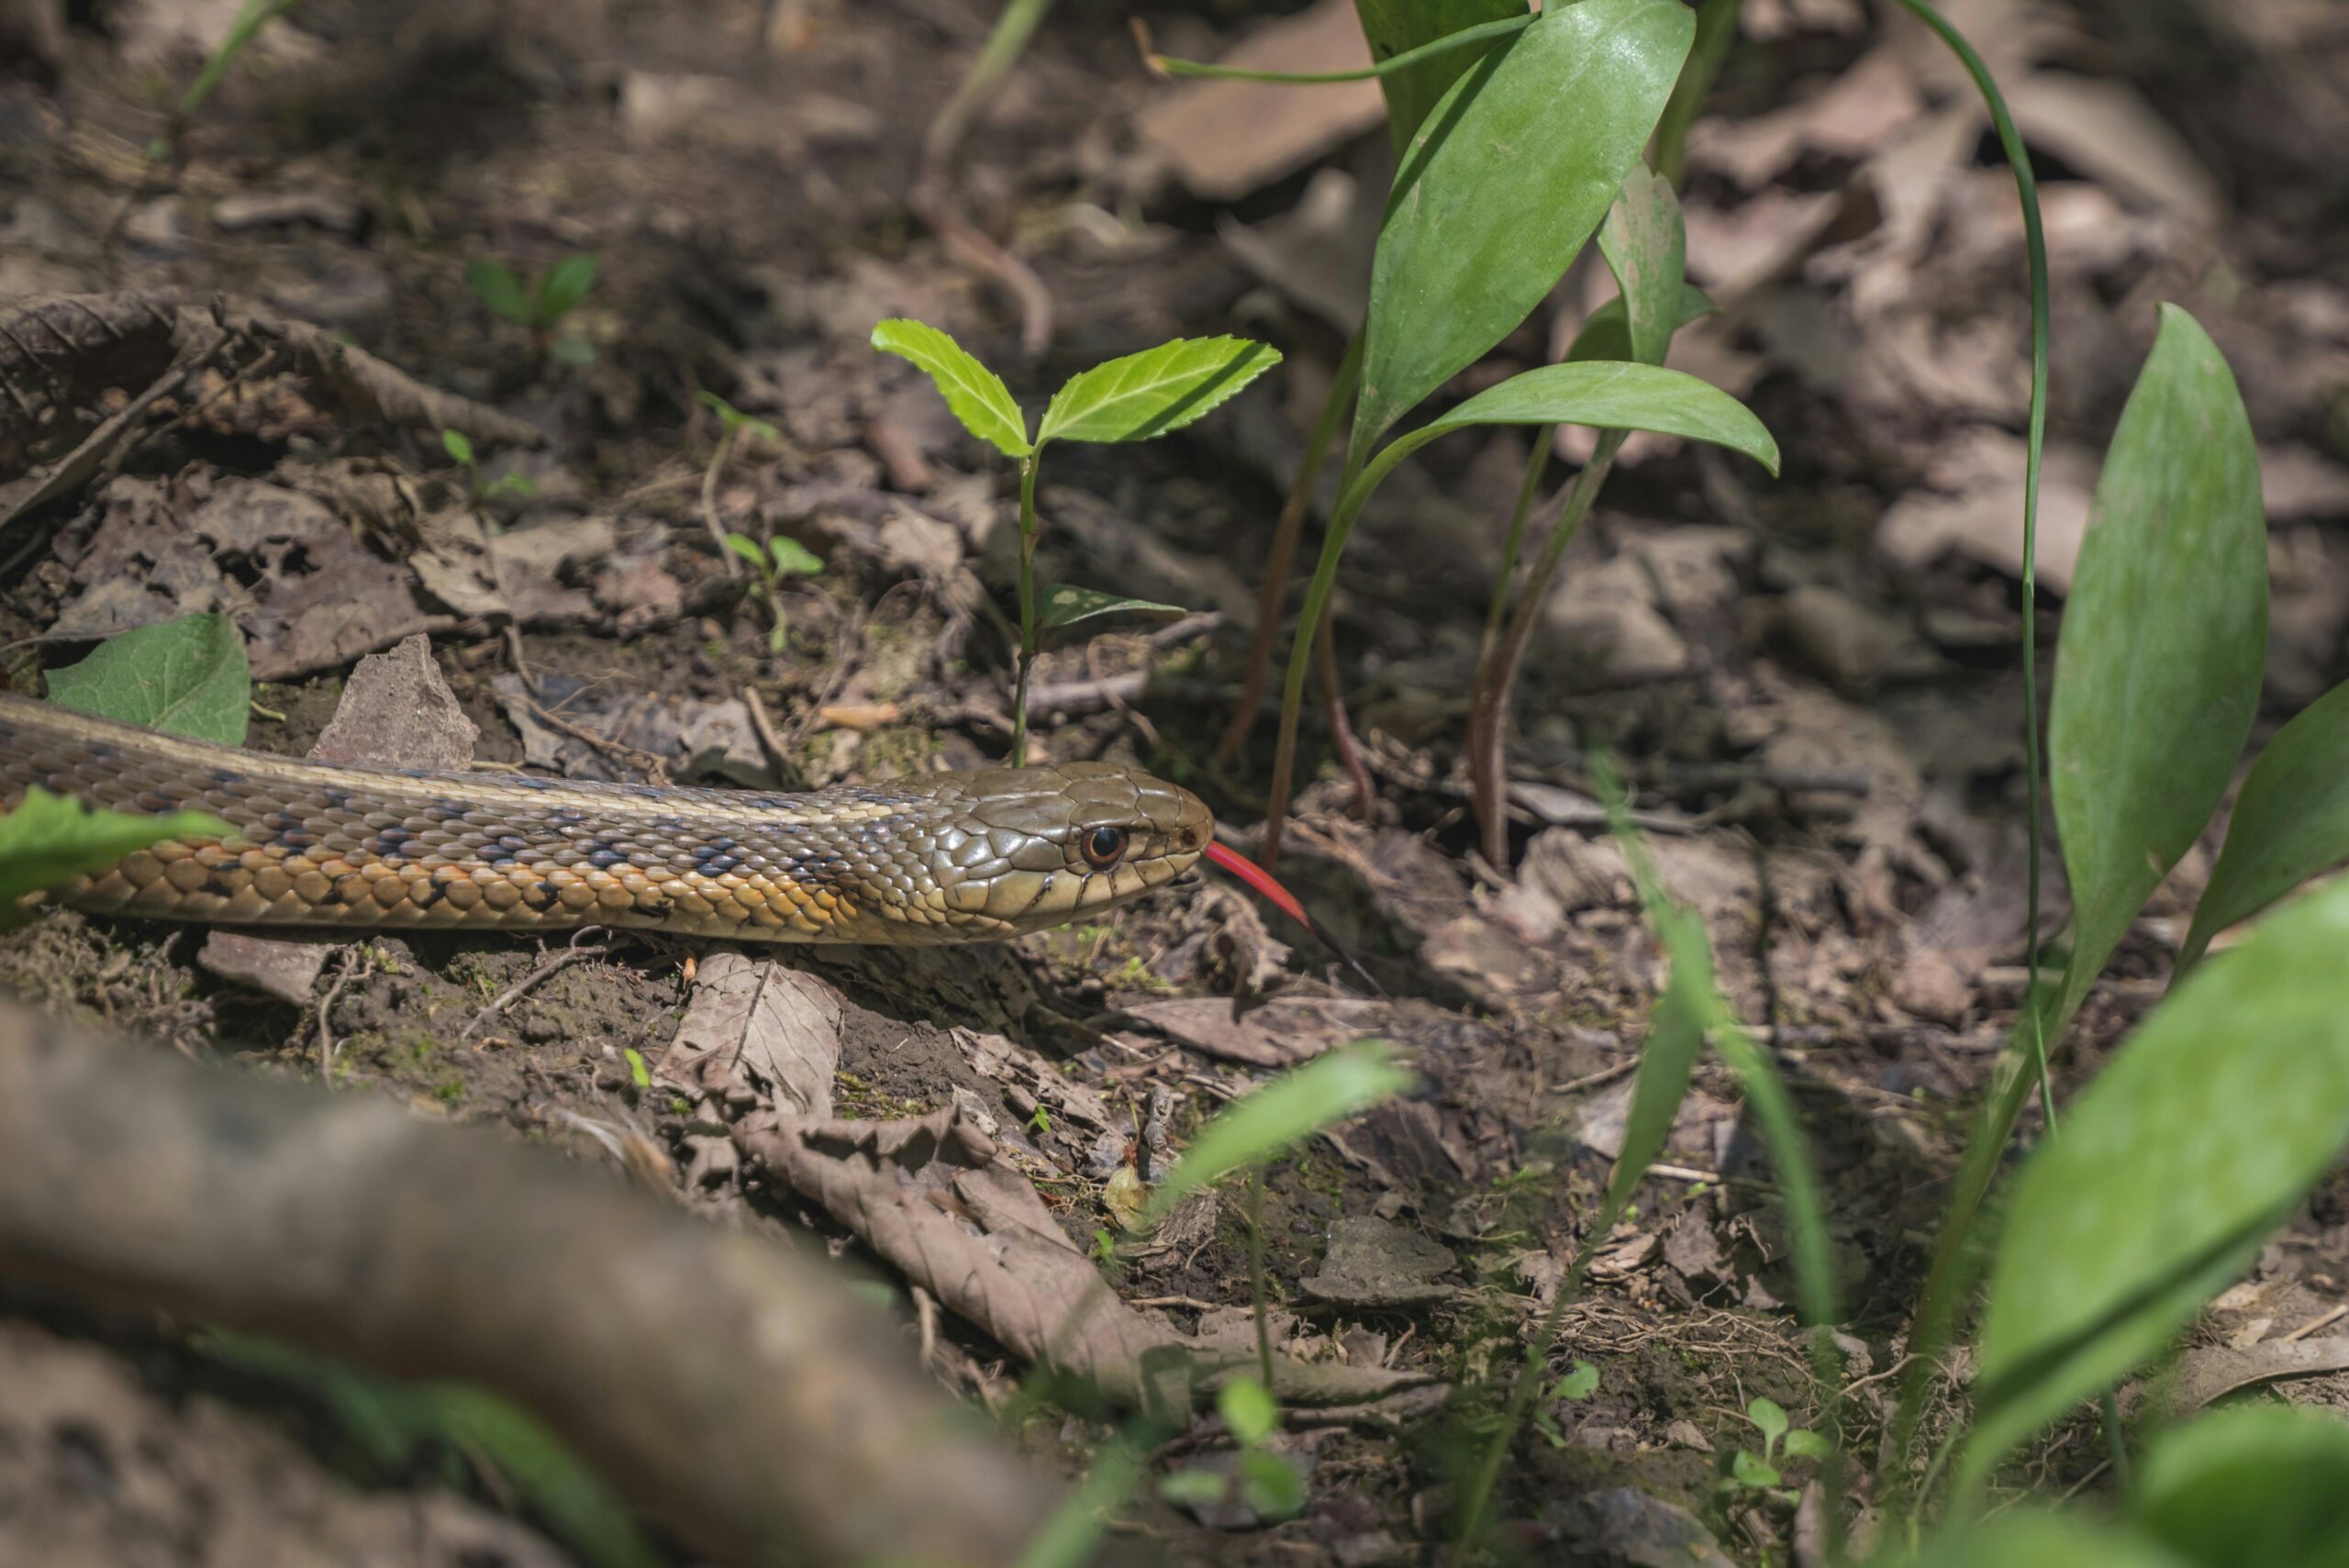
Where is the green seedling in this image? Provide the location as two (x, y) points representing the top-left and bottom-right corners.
(466, 253), (598, 365)
(144, 0), (302, 161)
(871, 319), (1273, 765)
(1159, 1376), (1303, 1522)
(1527, 1360), (1599, 1449)
(441, 428), (537, 506)
(725, 532), (823, 654)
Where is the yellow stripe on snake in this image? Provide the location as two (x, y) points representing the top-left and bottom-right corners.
(0, 695), (1213, 943)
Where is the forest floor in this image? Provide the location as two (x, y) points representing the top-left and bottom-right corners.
(4, 0), (2349, 1563)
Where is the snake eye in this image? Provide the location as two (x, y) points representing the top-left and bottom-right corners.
(1081, 825), (1129, 870)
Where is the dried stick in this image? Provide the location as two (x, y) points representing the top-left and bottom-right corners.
(0, 1001), (1063, 1568)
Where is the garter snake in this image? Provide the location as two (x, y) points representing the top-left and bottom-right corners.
(0, 695), (1214, 943)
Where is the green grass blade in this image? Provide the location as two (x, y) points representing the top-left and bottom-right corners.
(1962, 876), (2349, 1495)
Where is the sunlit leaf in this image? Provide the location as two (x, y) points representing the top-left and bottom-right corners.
(1964, 876), (2349, 1494)
(1747, 1396), (1789, 1455)
(1037, 337), (1280, 446)
(1036, 584), (1188, 643)
(1553, 1361), (1598, 1400)
(2047, 303), (2266, 1022)
(725, 533), (765, 571)
(0, 787), (232, 914)
(1140, 1040), (1413, 1229)
(1783, 1429), (1833, 1460)
(1375, 361), (1776, 479)
(2180, 677), (2349, 970)
(1351, 0), (1693, 464)
(440, 428), (476, 466)
(1598, 165), (1686, 368)
(769, 537), (823, 576)
(1727, 1451), (1779, 1488)
(2133, 1405), (2349, 1568)
(48, 612), (251, 745)
(870, 318), (1031, 459)
(1217, 1375), (1278, 1446)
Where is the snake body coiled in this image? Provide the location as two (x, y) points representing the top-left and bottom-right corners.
(0, 695), (1212, 943)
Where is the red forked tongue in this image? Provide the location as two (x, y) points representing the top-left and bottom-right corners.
(1201, 840), (1383, 995)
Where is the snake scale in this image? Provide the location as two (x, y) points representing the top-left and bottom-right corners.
(0, 695), (1214, 943)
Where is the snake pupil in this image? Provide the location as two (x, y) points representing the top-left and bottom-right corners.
(1082, 826), (1128, 870)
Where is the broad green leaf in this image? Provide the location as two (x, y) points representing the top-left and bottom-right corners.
(1726, 1451), (1779, 1488)
(1598, 166), (1687, 368)
(1898, 1513), (2189, 1568)
(724, 532), (765, 572)
(1564, 284), (1716, 364)
(1964, 876), (2349, 1494)
(870, 318), (1031, 459)
(464, 259), (531, 326)
(1553, 1361), (1598, 1400)
(1351, 0), (1693, 465)
(1350, 0), (1528, 151)
(1238, 1450), (1305, 1518)
(1747, 1396), (1788, 1455)
(534, 253), (597, 323)
(0, 786), (232, 912)
(2133, 1405), (2349, 1568)
(440, 428), (476, 466)
(1037, 337), (1281, 446)
(2180, 677), (2349, 970)
(1782, 1429), (1833, 1460)
(1217, 1375), (1278, 1446)
(1139, 1040), (1413, 1229)
(1036, 584), (1188, 643)
(2047, 304), (2266, 1022)
(48, 612), (251, 744)
(769, 537), (823, 576)
(1375, 361), (1777, 479)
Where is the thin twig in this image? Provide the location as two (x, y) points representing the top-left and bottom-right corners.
(460, 930), (613, 1041)
(312, 946), (373, 1087)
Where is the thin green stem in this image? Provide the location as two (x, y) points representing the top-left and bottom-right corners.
(1011, 453), (1041, 767)
(1457, 1214), (1606, 1546)
(1652, 0), (1742, 187)
(1469, 430), (1623, 868)
(1882, 0), (2054, 1502)
(1215, 333), (1362, 772)
(1482, 431), (1553, 652)
(926, 0), (1059, 173)
(1263, 437), (1411, 864)
(1143, 13), (1533, 86)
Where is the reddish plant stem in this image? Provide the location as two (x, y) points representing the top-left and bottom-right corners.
(1213, 335), (1362, 772)
(1470, 429), (1625, 869)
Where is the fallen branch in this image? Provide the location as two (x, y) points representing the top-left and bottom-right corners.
(0, 1000), (1063, 1568)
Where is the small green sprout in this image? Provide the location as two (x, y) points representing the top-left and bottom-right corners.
(1718, 1395), (1829, 1505)
(725, 532), (823, 654)
(465, 253), (598, 365)
(1160, 1375), (1302, 1520)
(441, 429), (537, 506)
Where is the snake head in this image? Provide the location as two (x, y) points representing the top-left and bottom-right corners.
(927, 762), (1211, 937)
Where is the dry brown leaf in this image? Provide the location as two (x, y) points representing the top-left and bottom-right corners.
(735, 1105), (1433, 1409)
(1119, 995), (1390, 1069)
(658, 952), (843, 1119)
